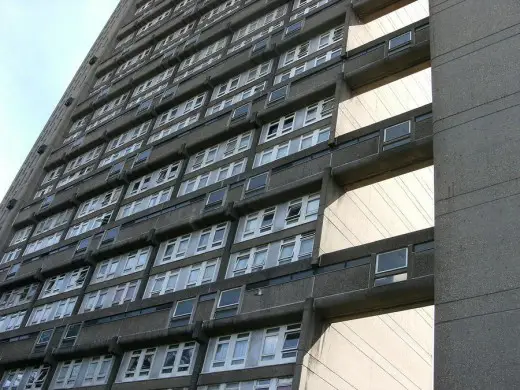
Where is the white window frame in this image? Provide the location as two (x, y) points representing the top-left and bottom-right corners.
(99, 141), (142, 167)
(122, 348), (157, 381)
(154, 93), (206, 128)
(259, 324), (301, 365)
(159, 342), (196, 376)
(116, 187), (173, 220)
(106, 122), (150, 152)
(9, 225), (33, 246)
(66, 211), (112, 239)
(210, 333), (250, 372)
(126, 162), (181, 198)
(148, 113), (199, 144)
(56, 165), (94, 188)
(75, 188), (122, 219)
(82, 356), (113, 386)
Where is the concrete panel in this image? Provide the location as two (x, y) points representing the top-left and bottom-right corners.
(431, 33), (520, 121)
(430, 0), (520, 59)
(435, 193), (520, 303)
(313, 265), (370, 297)
(241, 278), (312, 313)
(435, 308), (520, 390)
(434, 105), (520, 202)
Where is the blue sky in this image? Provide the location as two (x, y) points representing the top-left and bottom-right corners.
(0, 1), (119, 199)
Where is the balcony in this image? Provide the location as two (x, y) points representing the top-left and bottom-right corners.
(345, 19), (430, 89)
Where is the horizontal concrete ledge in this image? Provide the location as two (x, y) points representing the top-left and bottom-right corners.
(352, 0), (416, 19)
(203, 302), (305, 336)
(198, 363), (295, 386)
(314, 275), (434, 319)
(332, 137), (433, 189)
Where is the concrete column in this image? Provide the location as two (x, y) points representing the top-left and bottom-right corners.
(431, 1), (520, 389)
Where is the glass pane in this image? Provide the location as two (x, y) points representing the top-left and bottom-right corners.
(376, 248), (408, 273)
(219, 289), (241, 307)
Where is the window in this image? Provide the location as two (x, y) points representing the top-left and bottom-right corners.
(188, 133), (251, 173)
(285, 21), (303, 36)
(108, 161), (124, 177)
(34, 329), (53, 352)
(175, 38), (227, 81)
(154, 22), (195, 55)
(64, 146), (102, 173)
(117, 187), (172, 219)
(99, 142), (142, 167)
(146, 260), (218, 298)
(148, 270), (179, 297)
(206, 188), (226, 208)
(126, 162), (180, 197)
(291, 0), (331, 20)
(160, 342), (196, 375)
(136, 9), (171, 36)
(260, 324), (300, 364)
(172, 299), (195, 319)
(231, 246), (268, 277)
(148, 113), (199, 144)
(210, 333), (249, 371)
(198, 0), (240, 29)
(133, 149), (151, 167)
(375, 248), (408, 274)
(82, 289), (108, 312)
(206, 82), (266, 116)
(55, 360), (82, 388)
(5, 263), (20, 279)
(388, 31), (412, 51)
(232, 104), (249, 120)
(111, 281), (139, 307)
(383, 120), (411, 148)
(57, 165), (94, 188)
(0, 284), (37, 310)
(61, 323), (81, 348)
(217, 288), (241, 309)
(268, 86), (287, 104)
(0, 310), (26, 332)
(66, 212), (112, 239)
(24, 366), (49, 390)
(123, 348), (157, 380)
(232, 5), (287, 43)
(28, 298), (76, 326)
(127, 68), (175, 109)
(9, 226), (32, 246)
(243, 207), (276, 239)
(1, 248), (21, 265)
(155, 93), (206, 128)
(285, 194), (319, 226)
(179, 159), (246, 195)
(68, 241), (85, 258)
(34, 209), (73, 236)
(100, 227), (119, 246)
(106, 122), (150, 151)
(41, 267), (88, 298)
(82, 356), (113, 386)
(93, 249), (149, 283)
(212, 61), (272, 101)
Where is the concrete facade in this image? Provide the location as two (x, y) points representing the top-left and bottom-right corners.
(0, 0), (513, 388)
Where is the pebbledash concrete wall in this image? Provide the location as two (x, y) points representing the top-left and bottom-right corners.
(0, 0), (131, 242)
(431, 1), (520, 389)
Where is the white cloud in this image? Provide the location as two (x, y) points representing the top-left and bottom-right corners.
(0, 0), (119, 199)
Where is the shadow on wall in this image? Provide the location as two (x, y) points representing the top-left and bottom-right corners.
(301, 305), (434, 389)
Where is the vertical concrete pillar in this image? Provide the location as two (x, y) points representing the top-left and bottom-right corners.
(431, 1), (520, 388)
